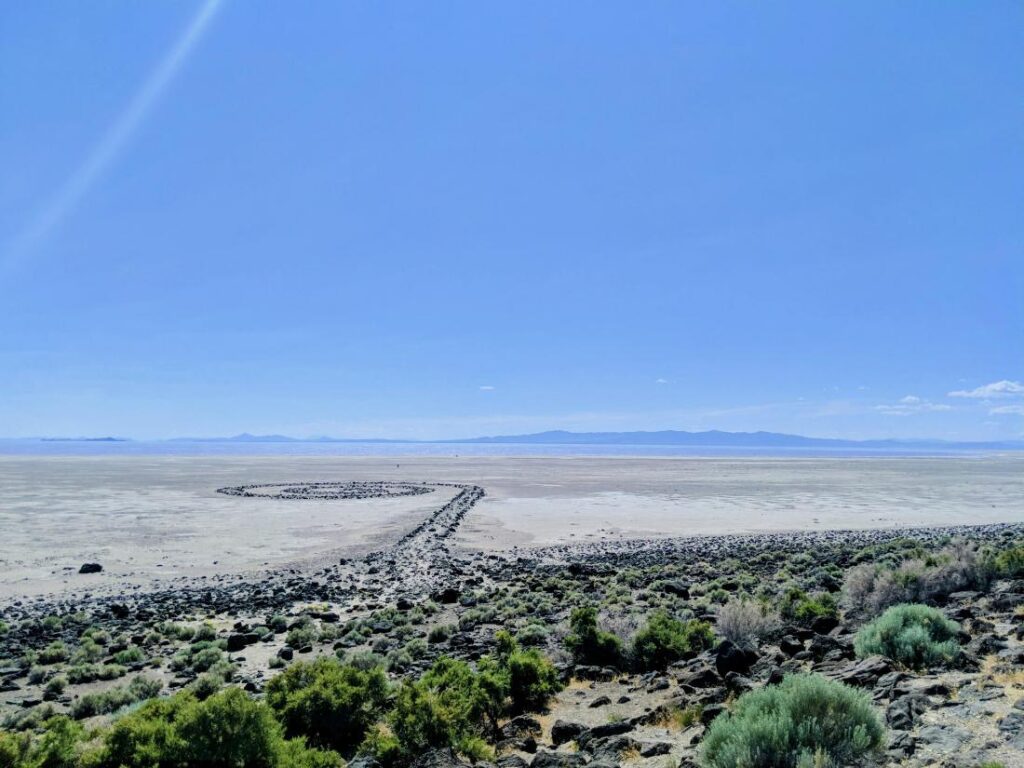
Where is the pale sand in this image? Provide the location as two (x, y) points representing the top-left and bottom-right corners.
(1, 454), (1022, 598)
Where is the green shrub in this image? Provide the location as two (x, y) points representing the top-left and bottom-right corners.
(700, 673), (884, 768)
(286, 626), (317, 649)
(38, 642), (69, 665)
(172, 644), (225, 674)
(0, 729), (30, 766)
(193, 624), (217, 642)
(66, 664), (126, 684)
(266, 658), (389, 754)
(516, 623), (549, 647)
(70, 676), (163, 719)
(854, 604), (961, 669)
(780, 588), (838, 626)
(375, 657), (505, 762)
(427, 625), (453, 644)
(73, 639), (105, 664)
(631, 612), (715, 671)
(101, 687), (340, 768)
(6, 716), (85, 768)
(563, 606), (623, 668)
(113, 646), (145, 665)
(993, 546), (1024, 578)
(44, 676), (67, 697)
(186, 673), (224, 701)
(495, 632), (562, 714)
(0, 621), (8, 637)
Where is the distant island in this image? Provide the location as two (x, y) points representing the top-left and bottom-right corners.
(38, 436), (128, 442)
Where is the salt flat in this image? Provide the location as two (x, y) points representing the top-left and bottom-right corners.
(1, 454), (1022, 599)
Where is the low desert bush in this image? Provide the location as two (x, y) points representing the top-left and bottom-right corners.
(66, 664), (126, 684)
(113, 646), (145, 665)
(516, 622), (549, 647)
(193, 623), (217, 642)
(37, 641), (69, 665)
(716, 599), (781, 647)
(286, 624), (318, 650)
(44, 675), (67, 696)
(70, 675), (163, 719)
(854, 603), (961, 669)
(563, 605), (624, 668)
(631, 612), (715, 671)
(266, 657), (389, 754)
(843, 542), (993, 617)
(700, 673), (884, 768)
(426, 624), (453, 643)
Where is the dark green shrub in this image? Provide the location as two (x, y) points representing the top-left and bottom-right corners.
(563, 606), (623, 667)
(854, 603), (961, 669)
(375, 657), (504, 761)
(266, 658), (389, 754)
(700, 673), (884, 768)
(505, 647), (561, 713)
(494, 631), (561, 714)
(631, 612), (715, 671)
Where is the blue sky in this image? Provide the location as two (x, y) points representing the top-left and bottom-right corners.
(1, 1), (1021, 440)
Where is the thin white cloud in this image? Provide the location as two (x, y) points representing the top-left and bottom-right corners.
(478, 385), (495, 391)
(875, 396), (952, 416)
(655, 378), (668, 384)
(948, 380), (1024, 399)
(2, 0), (224, 274)
(990, 405), (1024, 416)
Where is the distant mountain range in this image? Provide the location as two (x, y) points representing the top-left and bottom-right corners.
(144, 429), (1024, 450)
(8, 430), (1024, 450)
(445, 429), (1024, 450)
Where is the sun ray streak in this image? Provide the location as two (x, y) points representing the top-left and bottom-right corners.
(2, 0), (224, 276)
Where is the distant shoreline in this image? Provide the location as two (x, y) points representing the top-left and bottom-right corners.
(1, 439), (1021, 459)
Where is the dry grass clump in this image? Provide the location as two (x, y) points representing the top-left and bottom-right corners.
(843, 541), (991, 618)
(716, 599), (781, 646)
